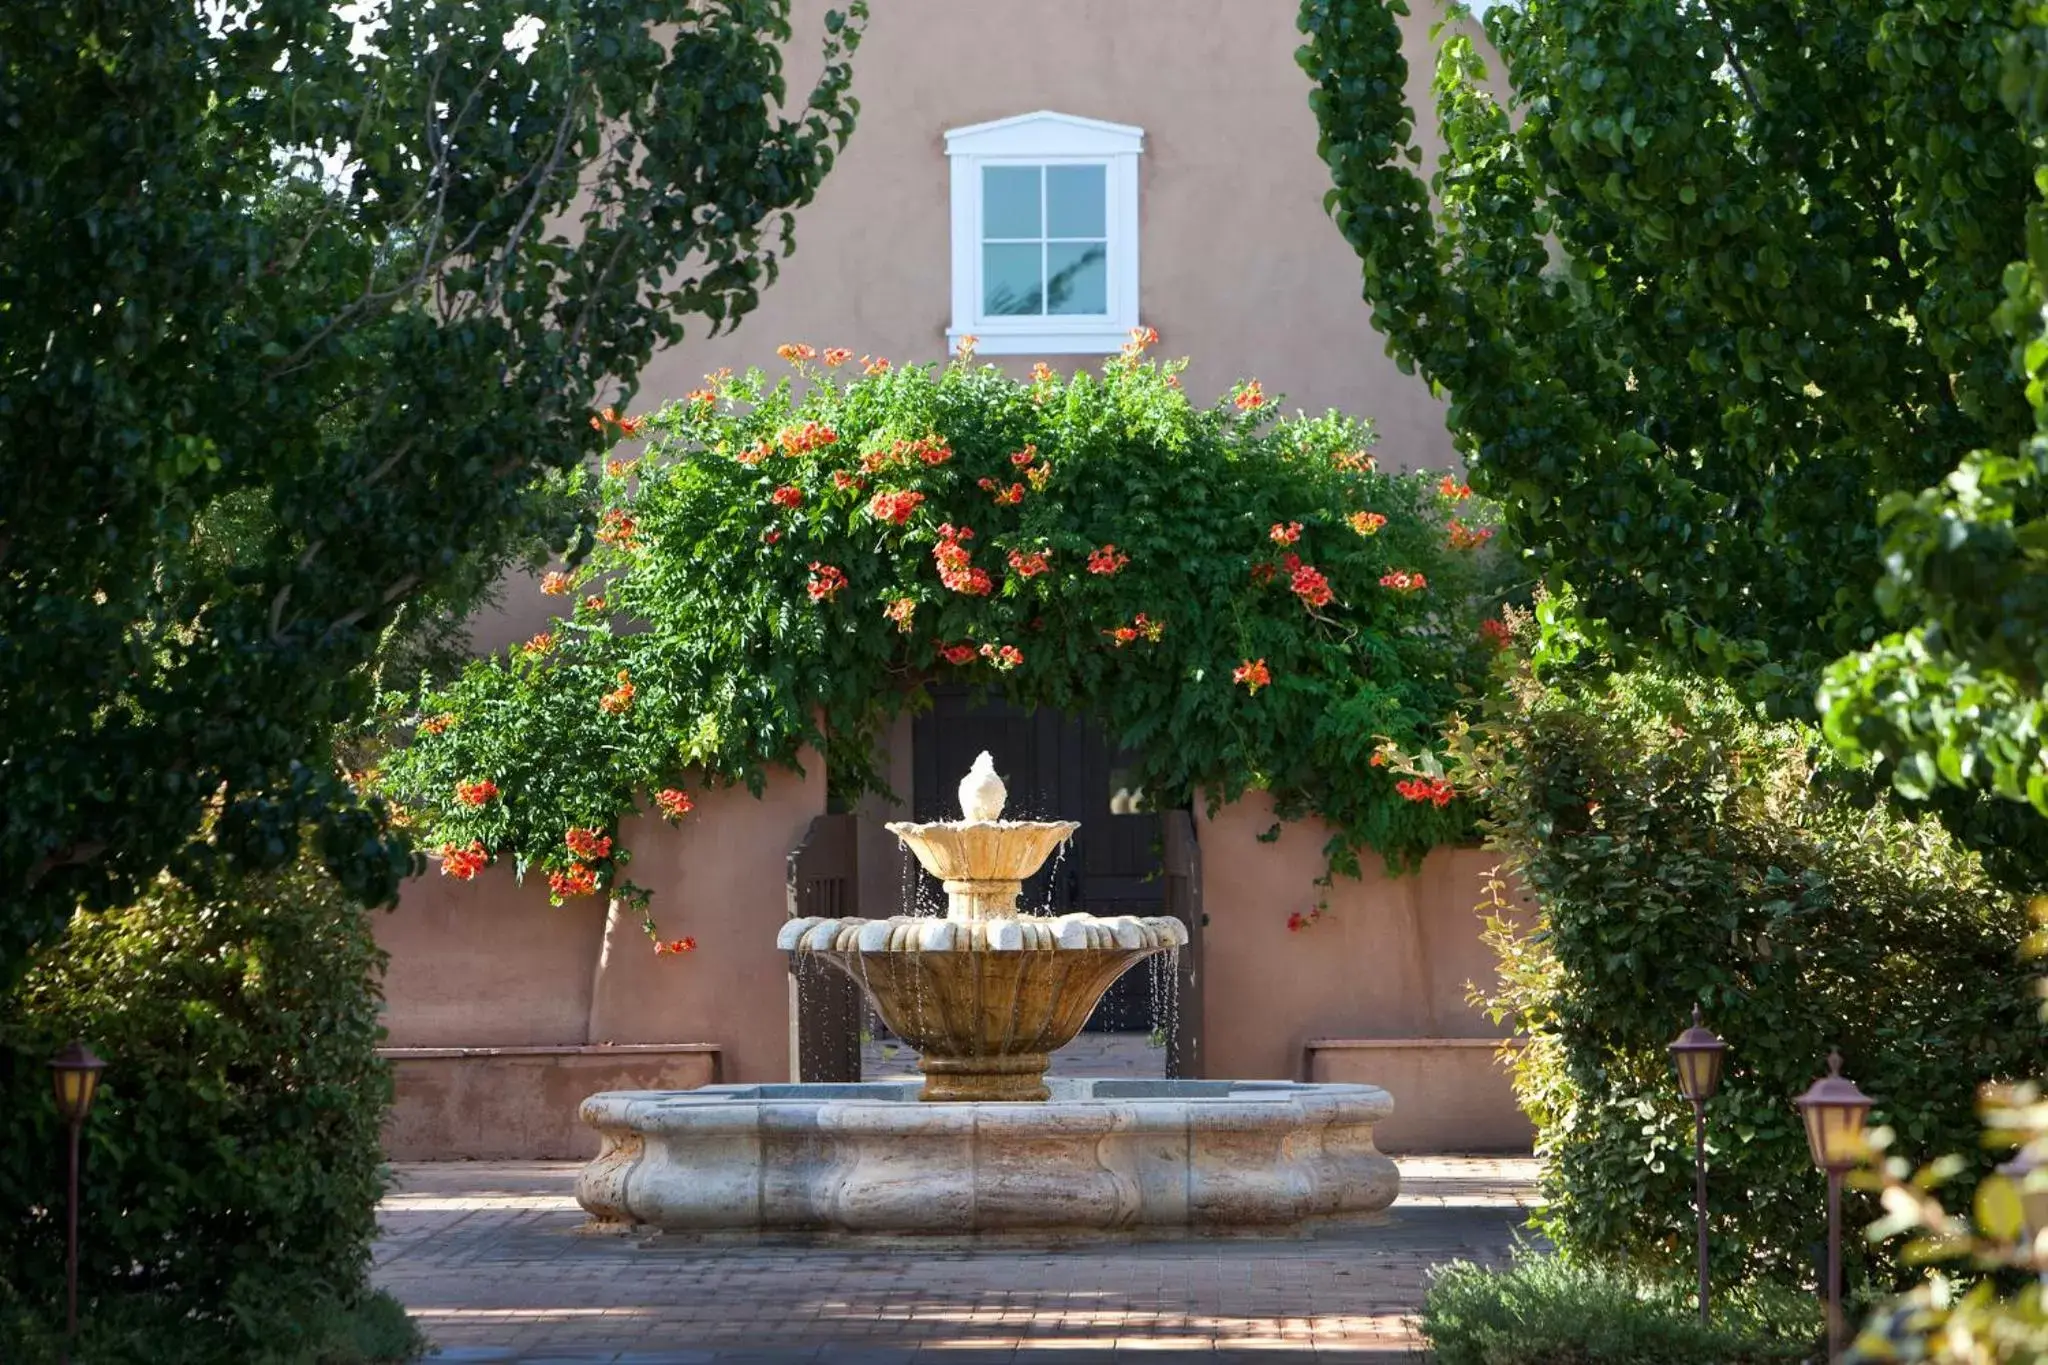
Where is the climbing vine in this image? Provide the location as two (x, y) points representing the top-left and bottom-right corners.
(377, 335), (1514, 942)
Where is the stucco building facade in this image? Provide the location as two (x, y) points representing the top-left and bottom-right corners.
(375, 0), (1533, 1160)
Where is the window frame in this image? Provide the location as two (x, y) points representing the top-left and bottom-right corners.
(944, 111), (1143, 356)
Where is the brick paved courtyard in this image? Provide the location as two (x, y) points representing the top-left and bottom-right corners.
(373, 1155), (1538, 1363)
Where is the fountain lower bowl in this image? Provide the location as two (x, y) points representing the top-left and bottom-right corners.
(576, 1079), (1399, 1239)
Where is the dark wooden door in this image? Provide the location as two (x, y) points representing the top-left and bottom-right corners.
(912, 689), (1163, 1031)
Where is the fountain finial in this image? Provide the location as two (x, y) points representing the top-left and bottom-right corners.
(959, 750), (1006, 823)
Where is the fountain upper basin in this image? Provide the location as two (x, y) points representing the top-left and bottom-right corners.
(576, 1078), (1400, 1239)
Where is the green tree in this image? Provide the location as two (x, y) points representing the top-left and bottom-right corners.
(1295, 0), (2048, 821)
(0, 0), (865, 980)
(1819, 8), (2048, 821)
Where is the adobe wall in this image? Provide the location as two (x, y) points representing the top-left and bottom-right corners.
(1197, 790), (1534, 1151)
(374, 757), (828, 1155)
(633, 0), (1484, 458)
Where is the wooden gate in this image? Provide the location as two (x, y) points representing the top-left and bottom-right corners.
(785, 813), (862, 1082)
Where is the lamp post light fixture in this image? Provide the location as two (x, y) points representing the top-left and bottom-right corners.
(1794, 1050), (1873, 1361)
(48, 1041), (106, 1360)
(1668, 1004), (1729, 1325)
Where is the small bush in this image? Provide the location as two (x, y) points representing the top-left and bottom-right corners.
(0, 856), (418, 1363)
(1459, 633), (2044, 1292)
(1422, 1255), (1820, 1365)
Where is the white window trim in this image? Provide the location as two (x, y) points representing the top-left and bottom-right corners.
(944, 111), (1143, 356)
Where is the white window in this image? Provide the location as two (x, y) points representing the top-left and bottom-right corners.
(944, 111), (1143, 356)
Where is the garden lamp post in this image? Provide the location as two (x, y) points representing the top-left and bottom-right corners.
(1668, 1005), (1729, 1324)
(49, 1041), (106, 1359)
(1794, 1050), (1872, 1360)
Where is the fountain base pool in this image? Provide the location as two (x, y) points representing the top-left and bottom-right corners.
(576, 1078), (1399, 1238)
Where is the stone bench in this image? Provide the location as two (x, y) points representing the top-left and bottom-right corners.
(1303, 1038), (1532, 1154)
(381, 1043), (721, 1160)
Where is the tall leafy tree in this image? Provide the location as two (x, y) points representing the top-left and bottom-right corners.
(1820, 10), (2048, 817)
(0, 0), (865, 978)
(1296, 0), (2048, 824)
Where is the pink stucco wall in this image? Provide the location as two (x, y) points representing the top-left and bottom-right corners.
(1196, 790), (1528, 1081)
(633, 0), (1482, 458)
(375, 758), (827, 1083)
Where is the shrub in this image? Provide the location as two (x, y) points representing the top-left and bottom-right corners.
(379, 338), (1514, 944)
(0, 856), (414, 1364)
(1422, 1254), (1820, 1365)
(1457, 610), (2045, 1293)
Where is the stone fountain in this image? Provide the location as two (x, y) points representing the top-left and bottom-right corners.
(575, 752), (1399, 1238)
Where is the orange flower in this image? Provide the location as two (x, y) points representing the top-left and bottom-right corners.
(654, 936), (698, 955)
(540, 571), (572, 595)
(1011, 444), (1039, 468)
(988, 482), (1025, 506)
(954, 334), (977, 361)
(439, 841), (487, 880)
(1136, 613), (1164, 642)
(524, 631), (554, 655)
(1379, 569), (1428, 593)
(736, 440), (771, 465)
(583, 594), (607, 614)
(770, 484), (803, 510)
(1122, 325), (1160, 356)
(616, 414), (644, 437)
(654, 788), (695, 821)
(1233, 380), (1267, 411)
(914, 436), (953, 466)
(778, 421), (840, 457)
(822, 348), (853, 367)
(1396, 776), (1456, 808)
(1447, 518), (1495, 550)
(1233, 659), (1271, 695)
(884, 597), (917, 632)
(1369, 752), (1387, 767)
(565, 828), (613, 861)
(1348, 511), (1388, 537)
(1030, 362), (1057, 384)
(807, 563), (848, 602)
(1290, 564), (1334, 610)
(867, 489), (925, 525)
(1334, 450), (1377, 473)
(979, 642), (1024, 671)
(1086, 544), (1129, 576)
(597, 509), (639, 549)
(776, 343), (817, 363)
(418, 713), (455, 736)
(600, 671), (636, 714)
(862, 355), (892, 376)
(1437, 475), (1473, 501)
(832, 470), (864, 493)
(1106, 625), (1140, 647)
(606, 457), (636, 478)
(1006, 548), (1051, 579)
(547, 865), (599, 899)
(762, 529), (782, 545)
(938, 642), (978, 665)
(1026, 462), (1053, 491)
(455, 778), (499, 806)
(1480, 617), (1512, 649)
(1269, 521), (1302, 546)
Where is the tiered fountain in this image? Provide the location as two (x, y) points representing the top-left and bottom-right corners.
(576, 753), (1399, 1237)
